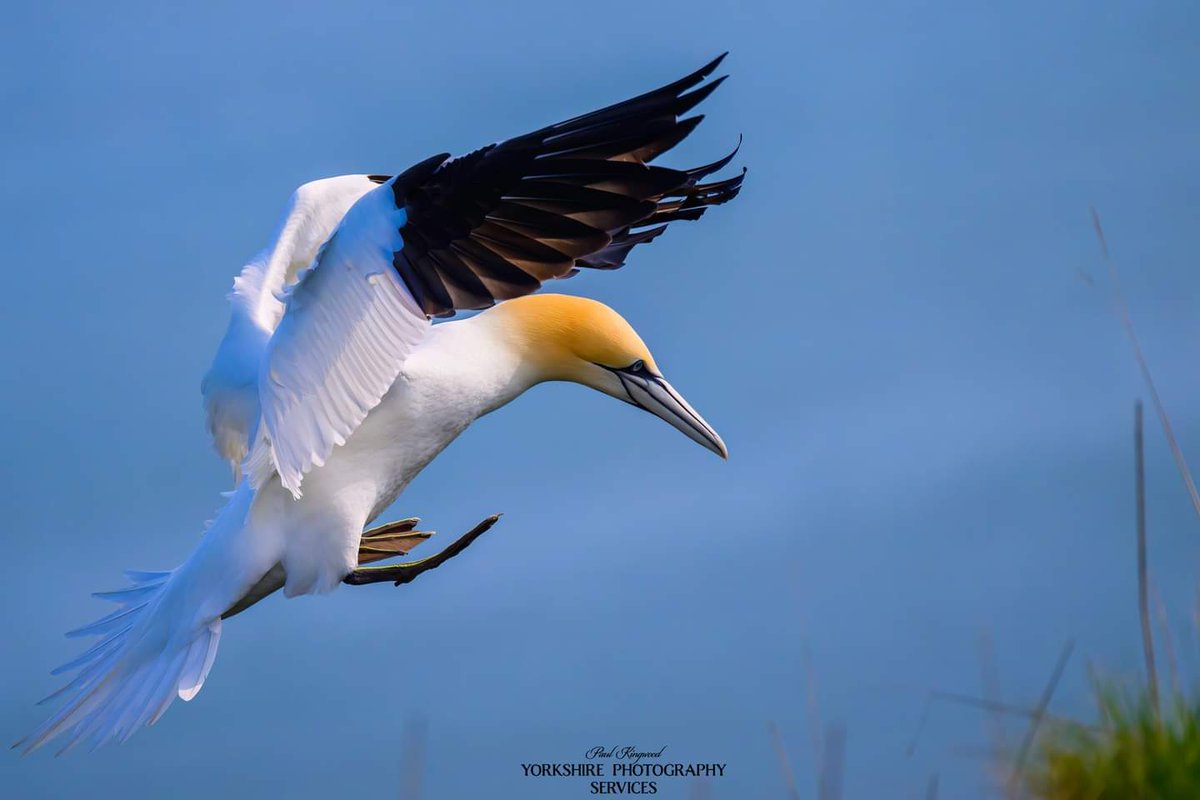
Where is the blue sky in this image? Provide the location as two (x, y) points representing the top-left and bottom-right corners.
(2, 1), (1199, 796)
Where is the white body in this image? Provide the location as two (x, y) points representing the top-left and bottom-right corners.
(236, 311), (533, 597)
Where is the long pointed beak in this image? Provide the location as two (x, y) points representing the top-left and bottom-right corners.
(615, 368), (728, 459)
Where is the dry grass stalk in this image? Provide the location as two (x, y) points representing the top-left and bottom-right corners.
(1090, 209), (1200, 520)
(1007, 640), (1075, 797)
(688, 777), (714, 800)
(978, 631), (1010, 766)
(1134, 401), (1160, 716)
(817, 722), (846, 800)
(1151, 582), (1181, 698)
(399, 714), (428, 800)
(768, 721), (803, 800)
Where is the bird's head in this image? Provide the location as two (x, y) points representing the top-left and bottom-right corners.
(494, 294), (727, 458)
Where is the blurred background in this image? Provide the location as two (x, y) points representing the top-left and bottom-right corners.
(2, 1), (1198, 796)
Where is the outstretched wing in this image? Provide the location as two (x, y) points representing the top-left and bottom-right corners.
(247, 179), (430, 495)
(200, 175), (385, 477)
(387, 57), (743, 315)
(252, 54), (744, 497)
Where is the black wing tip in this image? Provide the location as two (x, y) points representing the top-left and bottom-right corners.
(687, 135), (744, 183)
(653, 164), (746, 223)
(573, 157), (743, 270)
(676, 75), (727, 117)
(545, 52), (731, 138)
(698, 166), (747, 200)
(700, 52), (730, 77)
(673, 53), (728, 91)
(677, 114), (705, 136)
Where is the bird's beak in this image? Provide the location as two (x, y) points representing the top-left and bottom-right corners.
(613, 367), (728, 459)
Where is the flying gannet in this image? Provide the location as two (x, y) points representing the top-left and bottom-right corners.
(19, 55), (743, 754)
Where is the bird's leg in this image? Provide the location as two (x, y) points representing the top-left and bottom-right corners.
(345, 514), (502, 587)
(223, 516), (452, 620)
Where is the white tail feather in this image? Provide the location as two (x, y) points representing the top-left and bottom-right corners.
(20, 482), (278, 755)
(18, 570), (224, 755)
(177, 622), (222, 702)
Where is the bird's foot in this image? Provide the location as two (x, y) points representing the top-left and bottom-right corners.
(357, 517), (433, 565)
(345, 514), (502, 586)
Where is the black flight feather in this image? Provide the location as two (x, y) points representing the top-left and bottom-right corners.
(383, 55), (744, 316)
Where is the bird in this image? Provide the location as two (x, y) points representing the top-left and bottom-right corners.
(19, 54), (743, 755)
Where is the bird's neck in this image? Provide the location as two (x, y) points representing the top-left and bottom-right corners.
(417, 311), (548, 421)
(413, 297), (603, 422)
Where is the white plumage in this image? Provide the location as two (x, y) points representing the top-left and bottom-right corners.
(202, 175), (383, 478)
(248, 178), (432, 497)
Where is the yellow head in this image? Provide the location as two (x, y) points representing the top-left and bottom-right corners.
(494, 294), (658, 378)
(492, 294), (726, 458)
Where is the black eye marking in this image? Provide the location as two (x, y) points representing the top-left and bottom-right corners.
(595, 359), (652, 385)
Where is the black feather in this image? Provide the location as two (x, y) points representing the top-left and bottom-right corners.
(384, 56), (744, 317)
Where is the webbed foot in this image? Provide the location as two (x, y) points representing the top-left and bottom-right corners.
(345, 514), (502, 587)
(358, 517), (433, 565)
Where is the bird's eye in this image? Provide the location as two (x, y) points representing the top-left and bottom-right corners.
(629, 359), (645, 373)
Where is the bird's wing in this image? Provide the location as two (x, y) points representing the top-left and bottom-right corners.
(201, 175), (385, 477)
(387, 55), (742, 316)
(246, 180), (430, 496)
(251, 54), (744, 497)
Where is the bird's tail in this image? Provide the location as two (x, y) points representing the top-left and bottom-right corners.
(17, 486), (264, 755)
(14, 569), (222, 755)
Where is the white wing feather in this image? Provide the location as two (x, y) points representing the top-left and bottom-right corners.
(201, 175), (380, 477)
(246, 178), (430, 497)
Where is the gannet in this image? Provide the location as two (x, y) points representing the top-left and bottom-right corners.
(20, 56), (743, 754)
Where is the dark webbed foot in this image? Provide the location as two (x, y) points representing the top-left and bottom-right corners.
(345, 514), (502, 587)
(358, 517), (433, 565)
